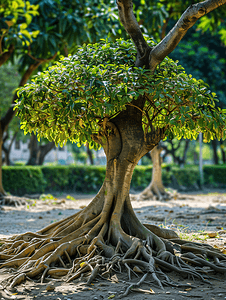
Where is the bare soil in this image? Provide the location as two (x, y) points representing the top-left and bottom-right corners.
(1, 189), (226, 300)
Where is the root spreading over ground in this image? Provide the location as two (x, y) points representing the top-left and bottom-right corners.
(1, 186), (226, 298)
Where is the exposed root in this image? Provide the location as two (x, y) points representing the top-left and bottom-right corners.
(1, 189), (226, 298)
(0, 195), (28, 207)
(137, 182), (170, 201)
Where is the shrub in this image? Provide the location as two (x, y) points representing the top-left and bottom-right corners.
(204, 165), (226, 186)
(171, 166), (199, 188)
(2, 164), (226, 196)
(2, 166), (46, 196)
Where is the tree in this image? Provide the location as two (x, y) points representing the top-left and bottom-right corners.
(0, 0), (121, 195)
(1, 0), (226, 293)
(137, 144), (169, 200)
(0, 0), (39, 196)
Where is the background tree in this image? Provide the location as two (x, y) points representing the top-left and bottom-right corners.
(137, 144), (169, 200)
(1, 0), (226, 293)
(0, 0), (39, 196)
(137, 0), (226, 198)
(0, 0), (121, 196)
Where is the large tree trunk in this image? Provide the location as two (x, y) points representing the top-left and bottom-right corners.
(0, 99), (224, 291)
(138, 144), (169, 201)
(1, 0), (226, 291)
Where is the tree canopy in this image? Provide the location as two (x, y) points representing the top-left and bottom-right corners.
(17, 38), (226, 148)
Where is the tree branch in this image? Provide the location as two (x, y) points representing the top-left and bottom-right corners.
(149, 0), (226, 71)
(116, 0), (152, 67)
(0, 44), (14, 67)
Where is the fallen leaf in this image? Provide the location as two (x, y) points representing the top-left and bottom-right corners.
(208, 232), (217, 238)
(79, 205), (86, 209)
(80, 262), (87, 268)
(185, 288), (192, 291)
(133, 266), (143, 273)
(108, 295), (115, 299)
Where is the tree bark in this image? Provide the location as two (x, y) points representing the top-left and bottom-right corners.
(220, 140), (226, 164)
(26, 134), (39, 165)
(37, 141), (55, 165)
(86, 144), (94, 165)
(0, 44), (14, 67)
(0, 123), (6, 197)
(27, 134), (55, 165)
(212, 139), (219, 165)
(138, 144), (168, 200)
(2, 131), (18, 165)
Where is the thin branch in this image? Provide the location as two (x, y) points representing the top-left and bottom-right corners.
(149, 0), (226, 71)
(27, 50), (57, 63)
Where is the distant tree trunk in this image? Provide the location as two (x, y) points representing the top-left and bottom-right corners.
(0, 61), (43, 196)
(86, 144), (94, 165)
(138, 144), (168, 200)
(37, 141), (55, 165)
(2, 131), (18, 165)
(26, 133), (39, 165)
(220, 140), (226, 164)
(0, 123), (6, 197)
(212, 139), (219, 165)
(180, 139), (190, 167)
(27, 134), (55, 165)
(162, 139), (190, 167)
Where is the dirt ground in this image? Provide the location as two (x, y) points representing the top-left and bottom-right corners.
(1, 189), (226, 300)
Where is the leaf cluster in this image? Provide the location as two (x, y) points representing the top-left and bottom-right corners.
(0, 0), (39, 51)
(16, 38), (226, 148)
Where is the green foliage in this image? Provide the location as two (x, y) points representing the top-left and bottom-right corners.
(171, 166), (199, 187)
(204, 165), (226, 185)
(16, 38), (226, 148)
(131, 165), (172, 189)
(2, 166), (46, 195)
(169, 26), (226, 109)
(133, 0), (226, 43)
(0, 0), (39, 50)
(2, 164), (226, 195)
(41, 165), (106, 192)
(41, 165), (71, 191)
(0, 63), (20, 115)
(16, 0), (120, 72)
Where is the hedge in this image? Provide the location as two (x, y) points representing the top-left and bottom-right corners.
(41, 165), (106, 192)
(2, 166), (46, 196)
(204, 165), (226, 186)
(2, 164), (226, 196)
